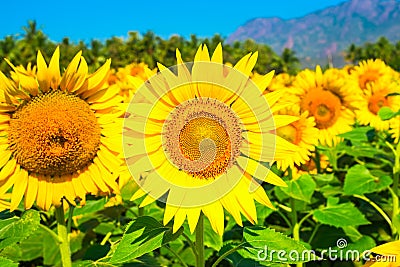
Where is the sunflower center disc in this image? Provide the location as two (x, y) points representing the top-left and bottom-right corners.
(163, 98), (242, 179)
(8, 91), (101, 176)
(368, 92), (389, 115)
(301, 88), (341, 129)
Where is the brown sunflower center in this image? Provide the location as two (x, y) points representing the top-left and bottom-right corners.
(301, 88), (342, 129)
(163, 98), (242, 179)
(368, 92), (389, 115)
(276, 124), (300, 145)
(8, 91), (101, 176)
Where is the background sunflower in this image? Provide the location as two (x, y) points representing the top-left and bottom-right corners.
(0, 47), (124, 211)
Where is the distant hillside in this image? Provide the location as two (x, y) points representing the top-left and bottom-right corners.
(227, 0), (400, 67)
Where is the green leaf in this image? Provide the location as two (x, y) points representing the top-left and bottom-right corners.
(378, 107), (400, 120)
(71, 198), (108, 216)
(338, 126), (374, 145)
(0, 210), (40, 250)
(0, 257), (17, 267)
(342, 144), (387, 159)
(342, 226), (363, 242)
(279, 174), (316, 203)
(109, 216), (182, 264)
(343, 165), (392, 195)
(313, 200), (370, 228)
(0, 227), (44, 262)
(241, 226), (316, 264)
(43, 231), (61, 266)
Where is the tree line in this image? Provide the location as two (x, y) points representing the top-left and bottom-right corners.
(1, 21), (399, 76)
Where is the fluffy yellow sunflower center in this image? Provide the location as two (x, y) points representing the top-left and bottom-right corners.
(179, 117), (231, 178)
(163, 97), (242, 179)
(276, 124), (300, 145)
(301, 88), (341, 129)
(359, 69), (380, 90)
(368, 92), (389, 115)
(8, 91), (101, 176)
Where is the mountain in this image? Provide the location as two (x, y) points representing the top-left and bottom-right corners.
(227, 0), (400, 67)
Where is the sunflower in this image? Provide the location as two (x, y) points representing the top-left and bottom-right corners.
(123, 44), (299, 235)
(355, 79), (400, 131)
(349, 59), (397, 91)
(0, 47), (123, 211)
(275, 107), (319, 171)
(362, 240), (400, 267)
(290, 66), (360, 146)
(265, 72), (294, 93)
(108, 62), (157, 103)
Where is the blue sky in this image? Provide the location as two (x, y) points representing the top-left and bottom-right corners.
(2, 0), (347, 42)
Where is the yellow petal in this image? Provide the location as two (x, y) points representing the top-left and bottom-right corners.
(211, 43), (223, 64)
(79, 170), (98, 194)
(44, 178), (53, 210)
(202, 203), (225, 236)
(370, 241), (400, 255)
(86, 59), (111, 91)
(0, 150), (11, 169)
(36, 176), (47, 210)
(59, 51), (83, 91)
(36, 50), (50, 92)
(172, 208), (187, 233)
(164, 204), (178, 226)
(0, 159), (16, 182)
(87, 164), (109, 193)
(252, 186), (275, 209)
(48, 46), (61, 89)
(24, 175), (38, 209)
(253, 71), (274, 93)
(10, 168), (28, 211)
(186, 207), (201, 233)
(52, 181), (63, 207)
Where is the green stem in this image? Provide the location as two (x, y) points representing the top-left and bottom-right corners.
(67, 205), (74, 233)
(55, 203), (72, 267)
(195, 213), (205, 267)
(182, 231), (198, 258)
(307, 224), (320, 244)
(276, 209), (293, 229)
(354, 194), (392, 231)
(211, 244), (243, 267)
(165, 245), (189, 267)
(138, 206), (144, 217)
(389, 188), (399, 238)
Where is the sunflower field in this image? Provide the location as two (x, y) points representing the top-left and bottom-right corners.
(0, 22), (399, 267)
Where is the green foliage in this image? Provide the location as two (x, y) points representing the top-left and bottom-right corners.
(109, 216), (182, 264)
(343, 165), (392, 195)
(279, 174), (317, 203)
(313, 198), (370, 228)
(0, 21), (300, 75)
(345, 37), (400, 70)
